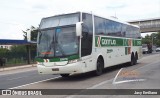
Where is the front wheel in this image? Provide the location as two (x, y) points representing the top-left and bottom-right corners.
(95, 58), (104, 76)
(60, 74), (69, 77)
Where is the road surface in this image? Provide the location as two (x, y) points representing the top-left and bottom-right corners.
(0, 52), (160, 98)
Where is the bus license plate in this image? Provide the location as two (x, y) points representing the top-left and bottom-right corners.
(52, 68), (59, 71)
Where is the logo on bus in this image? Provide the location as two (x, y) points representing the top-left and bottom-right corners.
(97, 36), (101, 47)
(102, 39), (116, 46)
(96, 36), (117, 47)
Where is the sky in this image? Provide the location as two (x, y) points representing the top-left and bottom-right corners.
(0, 0), (160, 39)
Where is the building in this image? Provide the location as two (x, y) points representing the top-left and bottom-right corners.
(0, 45), (12, 50)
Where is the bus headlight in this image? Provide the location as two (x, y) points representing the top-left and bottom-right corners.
(68, 59), (79, 64)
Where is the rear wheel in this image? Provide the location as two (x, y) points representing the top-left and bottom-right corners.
(131, 53), (135, 66)
(95, 57), (104, 76)
(134, 52), (138, 65)
(60, 74), (69, 77)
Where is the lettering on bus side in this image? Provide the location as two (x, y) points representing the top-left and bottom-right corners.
(101, 38), (116, 46)
(132, 39), (142, 46)
(95, 36), (134, 47)
(136, 40), (142, 46)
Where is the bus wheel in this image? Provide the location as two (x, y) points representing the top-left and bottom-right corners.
(131, 53), (135, 66)
(134, 52), (138, 65)
(95, 57), (104, 76)
(60, 74), (69, 77)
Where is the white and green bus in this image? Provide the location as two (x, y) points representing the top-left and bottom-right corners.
(36, 12), (142, 77)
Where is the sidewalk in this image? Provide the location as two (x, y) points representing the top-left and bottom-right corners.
(0, 64), (37, 72)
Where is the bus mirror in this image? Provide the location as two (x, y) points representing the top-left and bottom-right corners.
(76, 22), (83, 37)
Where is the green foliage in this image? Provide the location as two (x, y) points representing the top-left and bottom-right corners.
(155, 32), (160, 47)
(142, 34), (151, 44)
(23, 30), (27, 40)
(10, 45), (27, 58)
(0, 45), (35, 65)
(142, 32), (160, 47)
(0, 48), (9, 58)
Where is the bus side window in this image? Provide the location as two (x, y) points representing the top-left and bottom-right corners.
(81, 13), (93, 57)
(94, 16), (106, 35)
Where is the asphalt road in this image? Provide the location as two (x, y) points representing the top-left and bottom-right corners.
(0, 52), (160, 98)
(0, 67), (59, 89)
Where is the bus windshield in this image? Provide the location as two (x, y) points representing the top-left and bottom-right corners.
(37, 26), (79, 58)
(39, 13), (80, 29)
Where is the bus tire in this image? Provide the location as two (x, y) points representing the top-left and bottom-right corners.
(134, 52), (138, 65)
(131, 53), (135, 66)
(95, 57), (104, 76)
(60, 74), (69, 77)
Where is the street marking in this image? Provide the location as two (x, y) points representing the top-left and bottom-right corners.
(9, 76), (61, 89)
(113, 79), (146, 84)
(112, 68), (123, 84)
(67, 58), (160, 98)
(87, 79), (113, 89)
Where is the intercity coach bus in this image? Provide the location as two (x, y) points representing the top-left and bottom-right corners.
(36, 12), (142, 77)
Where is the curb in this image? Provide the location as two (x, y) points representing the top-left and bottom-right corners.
(0, 64), (37, 72)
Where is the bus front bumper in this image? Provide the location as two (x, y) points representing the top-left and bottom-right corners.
(37, 62), (85, 75)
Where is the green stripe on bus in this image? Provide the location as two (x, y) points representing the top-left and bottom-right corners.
(95, 36), (141, 47)
(68, 54), (79, 60)
(36, 58), (44, 62)
(132, 39), (142, 46)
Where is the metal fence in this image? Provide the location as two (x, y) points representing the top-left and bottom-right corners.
(0, 49), (36, 67)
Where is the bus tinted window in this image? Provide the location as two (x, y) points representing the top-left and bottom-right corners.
(95, 16), (122, 37)
(94, 16), (106, 35)
(126, 26), (140, 38)
(121, 24), (127, 37)
(105, 20), (122, 37)
(94, 15), (140, 39)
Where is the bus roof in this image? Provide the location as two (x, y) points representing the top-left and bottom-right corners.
(41, 12), (80, 20)
(41, 11), (139, 29)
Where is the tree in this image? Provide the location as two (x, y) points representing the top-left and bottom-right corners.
(22, 26), (38, 64)
(0, 48), (9, 58)
(142, 34), (151, 44)
(155, 32), (160, 47)
(142, 32), (160, 47)
(23, 26), (38, 41)
(9, 45), (27, 60)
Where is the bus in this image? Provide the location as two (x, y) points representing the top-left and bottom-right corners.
(36, 12), (142, 77)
